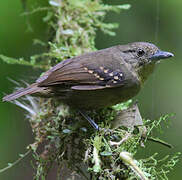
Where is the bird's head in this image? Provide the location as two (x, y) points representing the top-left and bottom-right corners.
(120, 42), (174, 83)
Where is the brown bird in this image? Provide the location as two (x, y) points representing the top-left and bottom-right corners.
(3, 42), (174, 129)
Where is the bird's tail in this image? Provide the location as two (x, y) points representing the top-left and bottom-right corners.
(3, 83), (41, 102)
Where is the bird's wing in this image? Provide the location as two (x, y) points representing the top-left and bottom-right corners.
(38, 51), (125, 90)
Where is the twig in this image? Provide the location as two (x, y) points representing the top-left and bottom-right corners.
(109, 132), (131, 146)
(120, 151), (149, 180)
(0, 150), (31, 173)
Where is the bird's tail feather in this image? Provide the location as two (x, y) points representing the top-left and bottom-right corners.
(3, 83), (40, 102)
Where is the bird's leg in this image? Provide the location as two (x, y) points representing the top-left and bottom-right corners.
(79, 110), (99, 131)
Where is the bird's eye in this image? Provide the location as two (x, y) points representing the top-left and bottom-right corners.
(137, 49), (145, 57)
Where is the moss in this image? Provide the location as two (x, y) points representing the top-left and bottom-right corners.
(0, 0), (180, 179)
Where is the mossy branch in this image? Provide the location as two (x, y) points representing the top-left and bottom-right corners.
(0, 0), (180, 179)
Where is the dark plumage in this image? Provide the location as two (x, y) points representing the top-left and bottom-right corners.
(3, 42), (174, 109)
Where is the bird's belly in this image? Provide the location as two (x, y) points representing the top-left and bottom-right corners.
(57, 84), (140, 109)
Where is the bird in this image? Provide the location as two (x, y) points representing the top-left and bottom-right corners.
(3, 42), (174, 129)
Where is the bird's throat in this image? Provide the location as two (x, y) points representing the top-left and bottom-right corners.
(137, 63), (155, 85)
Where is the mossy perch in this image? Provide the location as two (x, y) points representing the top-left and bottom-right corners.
(0, 0), (180, 179)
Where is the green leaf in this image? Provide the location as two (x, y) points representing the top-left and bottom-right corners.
(0, 54), (43, 68)
(93, 136), (102, 151)
(19, 154), (24, 157)
(93, 164), (101, 173)
(100, 151), (112, 156)
(113, 100), (132, 111)
(7, 163), (12, 166)
(101, 4), (131, 13)
(0, 54), (32, 66)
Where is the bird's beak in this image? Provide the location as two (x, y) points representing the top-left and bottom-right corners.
(149, 50), (174, 61)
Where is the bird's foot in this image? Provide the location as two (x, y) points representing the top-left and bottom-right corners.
(79, 110), (99, 131)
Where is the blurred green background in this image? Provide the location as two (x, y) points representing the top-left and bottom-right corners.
(0, 0), (181, 179)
